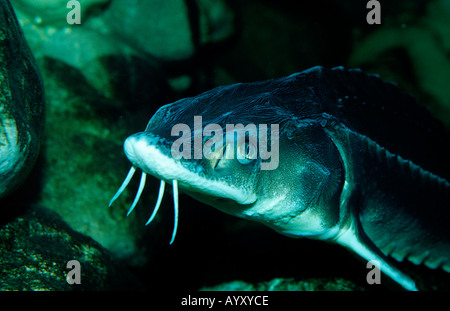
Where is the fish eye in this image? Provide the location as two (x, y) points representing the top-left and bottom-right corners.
(204, 139), (215, 152)
(237, 140), (257, 164)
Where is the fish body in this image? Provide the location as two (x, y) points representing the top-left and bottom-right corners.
(111, 66), (450, 290)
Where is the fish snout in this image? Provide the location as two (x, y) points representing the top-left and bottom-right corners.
(124, 134), (140, 166)
(124, 133), (150, 171)
(124, 132), (161, 170)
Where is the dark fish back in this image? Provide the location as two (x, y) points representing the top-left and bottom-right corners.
(313, 66), (450, 181)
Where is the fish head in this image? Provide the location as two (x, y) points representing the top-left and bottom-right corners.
(123, 75), (345, 239)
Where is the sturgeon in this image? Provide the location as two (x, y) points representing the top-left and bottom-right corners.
(109, 66), (450, 291)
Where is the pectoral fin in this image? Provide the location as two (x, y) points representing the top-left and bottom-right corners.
(334, 217), (418, 291)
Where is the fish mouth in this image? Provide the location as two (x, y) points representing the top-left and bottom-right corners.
(123, 132), (257, 204)
(108, 132), (257, 245)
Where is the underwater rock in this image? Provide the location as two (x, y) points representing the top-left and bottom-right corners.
(11, 0), (110, 27)
(197, 0), (235, 45)
(103, 0), (234, 61)
(35, 56), (172, 265)
(11, 0), (235, 94)
(201, 277), (364, 291)
(101, 0), (234, 61)
(0, 205), (143, 290)
(0, 0), (45, 199)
